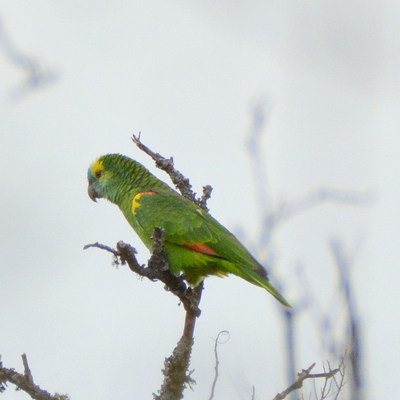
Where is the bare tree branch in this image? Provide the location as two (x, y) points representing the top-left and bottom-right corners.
(131, 134), (213, 210)
(85, 235), (203, 400)
(272, 363), (340, 400)
(128, 137), (216, 398)
(154, 283), (202, 400)
(330, 238), (362, 400)
(0, 354), (69, 400)
(84, 237), (200, 316)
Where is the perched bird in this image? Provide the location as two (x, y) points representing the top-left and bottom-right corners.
(87, 154), (290, 307)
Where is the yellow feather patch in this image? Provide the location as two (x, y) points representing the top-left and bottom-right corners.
(131, 191), (156, 215)
(131, 193), (143, 215)
(90, 158), (105, 176)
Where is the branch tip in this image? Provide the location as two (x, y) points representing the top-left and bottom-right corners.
(131, 134), (212, 209)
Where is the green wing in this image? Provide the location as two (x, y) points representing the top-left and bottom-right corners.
(133, 190), (213, 243)
(134, 190), (265, 273)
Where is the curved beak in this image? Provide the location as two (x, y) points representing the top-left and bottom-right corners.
(88, 181), (100, 202)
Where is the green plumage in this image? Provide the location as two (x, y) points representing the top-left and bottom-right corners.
(87, 154), (290, 307)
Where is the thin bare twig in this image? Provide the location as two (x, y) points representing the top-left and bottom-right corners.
(208, 330), (230, 400)
(198, 185), (213, 212)
(22, 354), (33, 385)
(0, 354), (69, 400)
(330, 238), (362, 400)
(332, 360), (347, 400)
(312, 359), (346, 400)
(273, 363), (340, 400)
(83, 242), (120, 257)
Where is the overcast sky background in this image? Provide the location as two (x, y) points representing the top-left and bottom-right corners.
(1, 1), (399, 399)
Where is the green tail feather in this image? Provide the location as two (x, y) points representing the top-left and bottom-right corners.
(240, 269), (291, 308)
(218, 258), (291, 307)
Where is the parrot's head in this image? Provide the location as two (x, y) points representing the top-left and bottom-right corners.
(88, 154), (156, 204)
(87, 156), (109, 202)
(88, 154), (132, 203)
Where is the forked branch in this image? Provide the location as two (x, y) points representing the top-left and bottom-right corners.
(273, 362), (341, 400)
(0, 354), (69, 400)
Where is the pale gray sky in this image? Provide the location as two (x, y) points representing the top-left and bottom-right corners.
(1, 1), (399, 399)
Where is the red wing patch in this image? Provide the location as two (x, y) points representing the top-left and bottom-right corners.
(139, 191), (156, 195)
(184, 243), (219, 256)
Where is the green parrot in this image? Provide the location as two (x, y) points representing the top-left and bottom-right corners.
(87, 154), (290, 307)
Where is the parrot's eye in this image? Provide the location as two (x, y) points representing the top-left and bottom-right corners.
(95, 170), (103, 179)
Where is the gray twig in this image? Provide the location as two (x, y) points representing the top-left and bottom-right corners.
(272, 363), (340, 400)
(208, 330), (230, 400)
(83, 242), (120, 257)
(0, 354), (69, 399)
(131, 134), (212, 210)
(21, 354), (33, 385)
(198, 185), (213, 212)
(330, 238), (362, 400)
